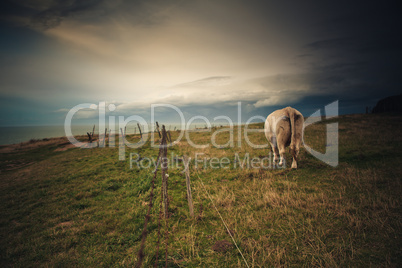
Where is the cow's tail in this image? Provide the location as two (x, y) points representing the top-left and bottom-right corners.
(289, 108), (296, 154)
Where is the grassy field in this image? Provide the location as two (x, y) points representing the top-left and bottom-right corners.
(1, 113), (401, 267)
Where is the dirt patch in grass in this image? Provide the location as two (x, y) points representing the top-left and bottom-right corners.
(57, 221), (74, 227)
(2, 160), (35, 171)
(212, 240), (232, 252)
(54, 143), (77, 152)
(0, 137), (70, 153)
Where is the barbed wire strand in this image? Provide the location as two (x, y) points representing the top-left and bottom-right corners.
(195, 170), (250, 268)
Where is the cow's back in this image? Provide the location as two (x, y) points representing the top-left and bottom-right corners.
(265, 107), (304, 146)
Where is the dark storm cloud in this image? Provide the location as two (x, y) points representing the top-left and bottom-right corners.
(1, 0), (182, 29)
(296, 0), (402, 110)
(0, 1), (34, 17)
(0, 0), (95, 28)
(0, 0), (401, 125)
(31, 0), (104, 29)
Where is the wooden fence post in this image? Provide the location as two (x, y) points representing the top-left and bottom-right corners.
(103, 128), (107, 146)
(167, 130), (172, 145)
(183, 156), (194, 218)
(161, 125), (169, 218)
(156, 122), (161, 138)
(120, 128), (125, 141)
(87, 132), (92, 143)
(137, 123), (142, 139)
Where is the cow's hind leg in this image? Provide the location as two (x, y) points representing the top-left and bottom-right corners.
(278, 142), (286, 166)
(269, 136), (280, 163)
(290, 134), (302, 169)
(271, 144), (279, 163)
(290, 146), (298, 169)
(276, 127), (288, 167)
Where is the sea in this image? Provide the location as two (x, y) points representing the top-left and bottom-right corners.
(0, 123), (228, 146)
(0, 125), (96, 145)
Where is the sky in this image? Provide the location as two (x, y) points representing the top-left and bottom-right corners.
(0, 0), (401, 126)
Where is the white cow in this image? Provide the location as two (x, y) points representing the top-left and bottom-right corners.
(264, 107), (304, 169)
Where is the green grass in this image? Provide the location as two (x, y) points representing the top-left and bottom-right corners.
(1, 113), (401, 267)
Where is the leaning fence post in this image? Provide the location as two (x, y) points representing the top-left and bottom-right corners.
(183, 156), (194, 218)
(167, 130), (172, 145)
(137, 123), (142, 139)
(87, 132), (92, 143)
(120, 128), (125, 140)
(156, 122), (162, 138)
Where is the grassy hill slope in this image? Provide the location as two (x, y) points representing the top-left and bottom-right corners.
(1, 113), (401, 267)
